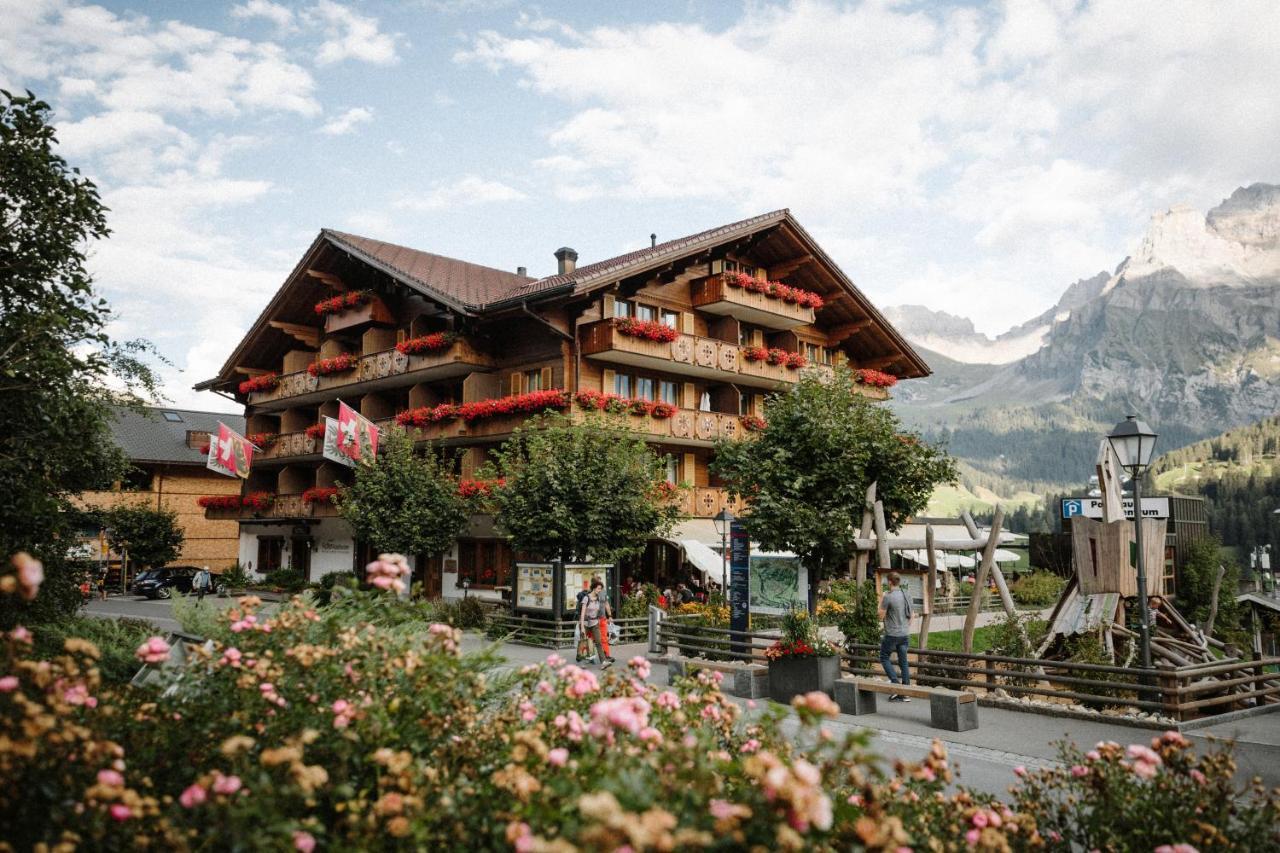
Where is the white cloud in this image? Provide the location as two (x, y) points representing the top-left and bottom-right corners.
(309, 0), (400, 66)
(319, 106), (373, 135)
(394, 175), (528, 211)
(231, 0), (297, 33)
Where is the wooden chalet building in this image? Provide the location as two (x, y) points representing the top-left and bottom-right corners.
(196, 210), (928, 600)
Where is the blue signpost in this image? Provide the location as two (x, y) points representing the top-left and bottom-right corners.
(729, 520), (750, 655)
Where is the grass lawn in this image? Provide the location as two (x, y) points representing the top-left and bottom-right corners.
(911, 620), (1047, 653)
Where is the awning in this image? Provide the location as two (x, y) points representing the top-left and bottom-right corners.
(681, 539), (726, 586)
(994, 548), (1022, 563)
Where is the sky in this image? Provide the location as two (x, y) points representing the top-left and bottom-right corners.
(3, 0), (1278, 412)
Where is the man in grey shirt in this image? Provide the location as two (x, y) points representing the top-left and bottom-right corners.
(878, 572), (913, 701)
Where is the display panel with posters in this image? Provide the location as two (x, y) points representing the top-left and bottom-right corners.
(748, 555), (808, 615)
(515, 563), (555, 612)
(562, 564), (612, 617)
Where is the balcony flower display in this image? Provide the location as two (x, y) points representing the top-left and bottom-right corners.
(649, 401), (677, 419)
(765, 348), (790, 366)
(396, 332), (458, 356)
(742, 346), (769, 363)
(784, 352), (808, 370)
(307, 353), (358, 377)
(457, 478), (505, 499)
(724, 271), (825, 310)
(764, 610), (839, 704)
(238, 373), (279, 395)
(741, 414), (767, 432)
(241, 492), (275, 512)
(301, 486), (341, 505)
(304, 423), (327, 440)
(855, 368), (898, 388)
(573, 389), (629, 414)
(615, 317), (678, 343)
(314, 290), (372, 316)
(395, 402), (461, 428)
(456, 389), (573, 422)
(246, 432), (277, 449)
(196, 495), (241, 510)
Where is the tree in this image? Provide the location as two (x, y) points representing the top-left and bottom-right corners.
(483, 413), (680, 563)
(0, 91), (162, 627)
(712, 365), (958, 610)
(101, 504), (183, 571)
(337, 428), (469, 557)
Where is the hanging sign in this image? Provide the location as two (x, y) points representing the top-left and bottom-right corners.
(206, 422), (254, 479)
(729, 520), (750, 654)
(337, 401), (379, 463)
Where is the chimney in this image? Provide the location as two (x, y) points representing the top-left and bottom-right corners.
(554, 247), (578, 276)
(517, 266), (527, 277)
(650, 233), (656, 247)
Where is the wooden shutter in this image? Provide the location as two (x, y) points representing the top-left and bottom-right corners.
(682, 453), (696, 485)
(540, 366), (553, 390)
(751, 329), (764, 347)
(682, 382), (696, 409)
(602, 369), (616, 394)
(603, 294), (616, 319)
(680, 312), (695, 335)
(509, 373), (523, 395)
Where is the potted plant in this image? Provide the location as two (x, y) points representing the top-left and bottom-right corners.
(765, 609), (839, 703)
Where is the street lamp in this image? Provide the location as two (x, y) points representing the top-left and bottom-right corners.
(1108, 415), (1158, 671)
(713, 508), (735, 589)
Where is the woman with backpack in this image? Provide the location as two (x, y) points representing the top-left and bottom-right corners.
(577, 580), (611, 669)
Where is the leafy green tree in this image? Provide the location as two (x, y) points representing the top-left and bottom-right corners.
(712, 365), (957, 610)
(0, 91), (162, 627)
(1176, 536), (1245, 645)
(337, 428), (469, 557)
(101, 504), (184, 571)
(483, 413), (680, 563)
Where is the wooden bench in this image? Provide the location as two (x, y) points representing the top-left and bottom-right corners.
(667, 656), (769, 699)
(834, 677), (979, 732)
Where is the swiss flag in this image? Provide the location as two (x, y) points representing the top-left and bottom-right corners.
(337, 401), (379, 463)
(207, 422), (253, 479)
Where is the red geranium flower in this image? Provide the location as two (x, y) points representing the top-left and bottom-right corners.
(396, 332), (458, 356)
(615, 317), (678, 343)
(238, 373), (279, 395)
(307, 353), (358, 377)
(314, 290), (372, 316)
(301, 486), (341, 505)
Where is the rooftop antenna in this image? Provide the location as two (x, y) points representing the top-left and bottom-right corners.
(650, 233), (656, 247)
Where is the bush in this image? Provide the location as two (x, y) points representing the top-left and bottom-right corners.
(456, 595), (486, 629)
(620, 583), (659, 620)
(836, 580), (881, 649)
(31, 616), (153, 684)
(218, 562), (251, 589)
(1010, 571), (1066, 607)
(259, 568), (308, 592)
(170, 592), (227, 640)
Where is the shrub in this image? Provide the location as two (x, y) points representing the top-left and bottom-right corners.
(836, 580), (881, 649)
(620, 583), (659, 620)
(170, 592), (228, 640)
(31, 616), (153, 684)
(1010, 571), (1066, 607)
(219, 562), (251, 589)
(259, 568), (308, 592)
(456, 595), (487, 629)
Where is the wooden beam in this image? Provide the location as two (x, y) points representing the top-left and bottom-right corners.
(306, 268), (345, 289)
(826, 319), (873, 342)
(268, 321), (322, 347)
(860, 354), (904, 370)
(234, 365), (270, 377)
(768, 254), (813, 279)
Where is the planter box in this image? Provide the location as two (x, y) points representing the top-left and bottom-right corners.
(768, 655), (840, 703)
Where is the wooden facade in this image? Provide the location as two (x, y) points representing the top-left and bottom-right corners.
(196, 210), (928, 592)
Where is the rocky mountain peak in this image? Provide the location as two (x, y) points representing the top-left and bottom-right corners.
(1206, 182), (1280, 249)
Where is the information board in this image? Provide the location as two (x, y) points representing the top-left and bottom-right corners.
(728, 521), (750, 653)
(515, 563), (555, 611)
(1061, 497), (1170, 520)
(562, 564), (611, 617)
(748, 555), (808, 615)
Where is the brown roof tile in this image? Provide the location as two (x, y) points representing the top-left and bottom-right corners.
(323, 229), (533, 309)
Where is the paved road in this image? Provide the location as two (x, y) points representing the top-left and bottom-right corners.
(82, 594), (242, 634)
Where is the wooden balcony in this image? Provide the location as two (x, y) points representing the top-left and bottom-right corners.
(691, 274), (815, 330)
(205, 493), (341, 521)
(257, 430), (321, 463)
(580, 319), (742, 383)
(671, 486), (746, 518)
(246, 339), (494, 410)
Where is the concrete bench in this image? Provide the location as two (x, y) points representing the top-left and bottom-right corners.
(667, 656), (769, 699)
(834, 676), (979, 732)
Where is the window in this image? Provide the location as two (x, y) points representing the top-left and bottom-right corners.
(636, 377), (655, 401)
(635, 303), (656, 322)
(614, 373), (633, 397)
(665, 456), (678, 485)
(661, 309), (679, 329)
(162, 411), (183, 422)
(614, 299), (633, 319)
(659, 381), (678, 406)
(699, 391), (711, 412)
(457, 539), (513, 588)
(738, 392), (750, 416)
(805, 343), (820, 363)
(524, 369), (543, 392)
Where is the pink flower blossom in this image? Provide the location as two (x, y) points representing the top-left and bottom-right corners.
(12, 553), (43, 600)
(63, 683), (95, 706)
(135, 636), (170, 664)
(365, 554), (410, 594)
(97, 768), (124, 787)
(709, 799), (738, 820)
(0, 675), (18, 692)
(965, 828), (980, 845)
(627, 656), (652, 679)
(1086, 750), (1101, 761)
(847, 794), (863, 807)
(1126, 744), (1162, 766)
(1154, 846), (1199, 853)
(213, 773), (243, 795)
(1189, 768), (1207, 786)
(179, 784), (207, 808)
(10, 626), (32, 644)
(548, 748), (568, 767)
(637, 726), (662, 743)
(293, 830), (316, 852)
(656, 690), (680, 710)
(1012, 766), (1026, 777)
(519, 700), (538, 722)
(109, 803), (132, 822)
(971, 811), (989, 828)
(1130, 760), (1159, 780)
(546, 653), (564, 667)
(1071, 765), (1089, 777)
(742, 738), (760, 754)
(918, 766), (936, 782)
(222, 647), (242, 666)
(589, 696), (651, 735)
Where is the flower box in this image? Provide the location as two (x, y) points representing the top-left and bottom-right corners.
(615, 317), (678, 343)
(308, 354), (358, 377)
(767, 655), (840, 704)
(238, 373), (279, 395)
(396, 332), (458, 356)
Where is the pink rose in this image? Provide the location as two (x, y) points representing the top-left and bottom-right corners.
(179, 783), (207, 808)
(1013, 766), (1026, 777)
(1071, 765), (1089, 777)
(0, 675), (18, 692)
(293, 831), (316, 852)
(971, 811), (988, 828)
(548, 748), (568, 767)
(213, 773), (242, 795)
(1189, 768), (1207, 786)
(109, 803), (132, 822)
(627, 656), (652, 679)
(10, 626), (32, 644)
(1085, 750), (1101, 761)
(13, 553), (44, 600)
(965, 828), (980, 845)
(332, 699), (350, 714)
(135, 636), (171, 664)
(97, 768), (124, 787)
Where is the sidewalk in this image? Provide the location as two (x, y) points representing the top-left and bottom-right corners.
(465, 634), (1280, 797)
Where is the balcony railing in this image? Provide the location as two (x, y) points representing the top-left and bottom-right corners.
(671, 486), (746, 518)
(246, 339), (494, 409)
(691, 274), (816, 330)
(579, 319), (828, 390)
(204, 493), (341, 521)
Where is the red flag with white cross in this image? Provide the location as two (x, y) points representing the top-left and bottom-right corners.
(336, 401), (379, 463)
(206, 422), (254, 479)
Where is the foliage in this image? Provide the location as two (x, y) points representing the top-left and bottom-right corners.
(259, 568), (309, 593)
(983, 611), (1045, 687)
(100, 504), (184, 570)
(833, 579), (883, 648)
(338, 427), (469, 556)
(1009, 571), (1067, 607)
(221, 562), (251, 588)
(483, 412), (680, 562)
(620, 583), (660, 620)
(31, 615), (153, 684)
(170, 592), (228, 640)
(713, 364), (957, 604)
(1176, 536), (1245, 645)
(765, 609), (836, 659)
(1063, 630), (1134, 708)
(0, 91), (163, 628)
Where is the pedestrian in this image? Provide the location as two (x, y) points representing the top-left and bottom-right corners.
(593, 575), (616, 664)
(577, 580), (610, 668)
(573, 581), (593, 662)
(193, 565), (212, 604)
(97, 570), (108, 601)
(676, 582), (694, 605)
(878, 572), (914, 702)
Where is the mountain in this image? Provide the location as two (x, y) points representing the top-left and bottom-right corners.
(889, 182), (1280, 495)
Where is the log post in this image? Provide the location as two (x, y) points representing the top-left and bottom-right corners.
(919, 525), (936, 650)
(872, 500), (891, 572)
(962, 506), (1004, 654)
(1204, 564), (1226, 637)
(963, 510), (1017, 617)
(854, 482), (876, 584)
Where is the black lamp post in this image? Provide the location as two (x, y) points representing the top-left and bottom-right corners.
(1108, 414), (1158, 671)
(713, 508), (735, 589)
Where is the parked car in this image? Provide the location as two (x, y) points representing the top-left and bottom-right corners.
(130, 566), (224, 599)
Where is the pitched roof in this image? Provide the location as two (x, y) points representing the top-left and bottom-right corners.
(107, 406), (245, 465)
(323, 229), (533, 310)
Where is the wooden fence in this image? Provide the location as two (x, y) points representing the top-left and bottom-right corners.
(486, 612), (649, 648)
